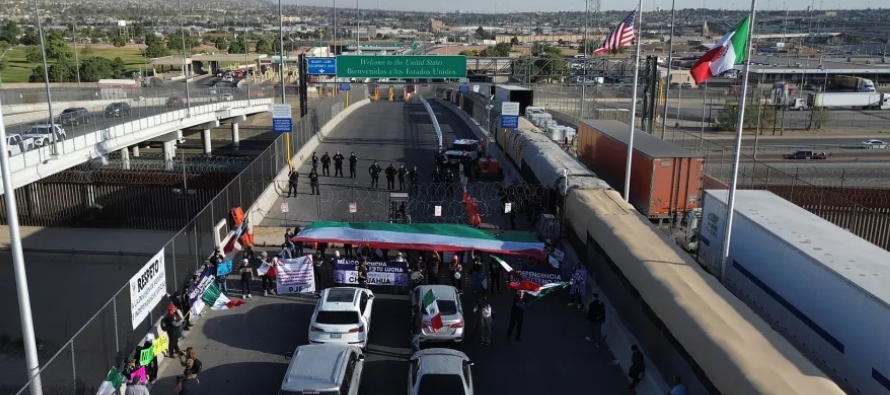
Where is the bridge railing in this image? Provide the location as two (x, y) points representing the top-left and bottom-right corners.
(8, 87), (369, 395)
(417, 95), (443, 149)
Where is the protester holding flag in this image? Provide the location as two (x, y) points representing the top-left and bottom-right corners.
(160, 306), (184, 357)
(488, 255), (503, 295)
(449, 254), (464, 293)
(259, 252), (277, 296)
(506, 291), (528, 341)
(139, 334), (159, 384)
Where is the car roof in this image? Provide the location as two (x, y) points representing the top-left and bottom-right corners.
(412, 348), (470, 374)
(416, 285), (459, 302)
(30, 124), (58, 128)
(319, 287), (362, 310)
(282, 344), (357, 391)
(452, 139), (478, 145)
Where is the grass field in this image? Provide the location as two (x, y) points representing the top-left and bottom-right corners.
(0, 43), (218, 83)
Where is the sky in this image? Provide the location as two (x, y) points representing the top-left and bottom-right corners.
(289, 0), (880, 13)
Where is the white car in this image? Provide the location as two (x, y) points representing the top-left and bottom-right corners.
(6, 134), (35, 156)
(23, 124), (66, 146)
(309, 287), (374, 349)
(444, 139), (480, 166)
(221, 93), (234, 101)
(408, 348), (474, 395)
(862, 139), (889, 149)
(410, 285), (465, 343)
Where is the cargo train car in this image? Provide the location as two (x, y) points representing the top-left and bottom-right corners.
(575, 119), (704, 221)
(699, 189), (890, 395)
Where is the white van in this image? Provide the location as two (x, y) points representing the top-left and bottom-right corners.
(280, 344), (365, 395)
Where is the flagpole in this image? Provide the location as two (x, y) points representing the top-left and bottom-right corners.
(623, 2), (644, 202)
(659, 0), (676, 139)
(719, 1), (758, 282)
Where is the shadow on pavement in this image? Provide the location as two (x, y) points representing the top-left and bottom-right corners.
(200, 300), (315, 355)
(153, 361), (287, 394)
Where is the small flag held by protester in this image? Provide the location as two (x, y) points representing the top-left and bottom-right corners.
(422, 289), (444, 333)
(200, 279), (245, 310)
(96, 367), (125, 395)
(509, 280), (569, 298)
(492, 256), (520, 279)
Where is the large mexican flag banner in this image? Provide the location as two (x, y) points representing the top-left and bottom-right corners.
(292, 222), (545, 259)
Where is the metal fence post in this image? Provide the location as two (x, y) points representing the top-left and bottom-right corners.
(70, 340), (77, 391)
(112, 297), (120, 353)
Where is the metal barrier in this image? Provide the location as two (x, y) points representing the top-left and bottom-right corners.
(417, 95), (443, 149)
(9, 87), (369, 395)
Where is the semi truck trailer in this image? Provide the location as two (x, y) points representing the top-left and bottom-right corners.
(788, 92), (890, 110)
(697, 189), (890, 395)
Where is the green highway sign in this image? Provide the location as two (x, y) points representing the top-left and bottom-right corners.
(335, 55), (467, 79)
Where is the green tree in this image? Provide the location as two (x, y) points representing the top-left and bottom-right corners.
(24, 37), (73, 63)
(716, 102), (777, 131)
(255, 37), (272, 54)
(510, 36), (519, 45)
(519, 43), (568, 82)
(213, 37), (228, 51)
(807, 107), (831, 131)
(227, 37), (246, 54)
(29, 59), (76, 82)
(78, 56), (127, 81)
(167, 30), (199, 52)
(0, 20), (21, 45)
(20, 27), (38, 46)
(142, 34), (169, 58)
(478, 42), (512, 57)
(474, 26), (489, 40)
(111, 35), (127, 47)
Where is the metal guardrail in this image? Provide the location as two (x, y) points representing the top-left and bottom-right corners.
(418, 95), (443, 149)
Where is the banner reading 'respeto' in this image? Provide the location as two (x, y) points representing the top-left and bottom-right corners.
(276, 256), (316, 295)
(333, 259), (408, 286)
(129, 249), (167, 330)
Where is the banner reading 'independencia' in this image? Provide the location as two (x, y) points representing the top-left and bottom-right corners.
(333, 259), (408, 286)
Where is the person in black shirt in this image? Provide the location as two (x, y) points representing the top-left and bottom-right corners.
(309, 169), (319, 195)
(311, 152), (319, 171)
(431, 166), (442, 184)
(333, 151), (345, 177)
(368, 161), (381, 189)
(488, 255), (502, 294)
(506, 291), (528, 341)
(320, 152), (331, 176)
(161, 306), (184, 356)
(357, 260), (369, 288)
(471, 252), (485, 292)
(443, 169), (454, 193)
(397, 164), (407, 191)
(586, 294), (606, 346)
(627, 345), (645, 389)
(434, 148), (445, 168)
(385, 163), (396, 190)
(287, 168), (298, 197)
(349, 152), (358, 178)
(409, 166), (419, 192)
(175, 368), (200, 395)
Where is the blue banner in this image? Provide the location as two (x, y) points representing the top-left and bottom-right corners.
(516, 264), (563, 286)
(216, 260), (233, 277)
(332, 259), (409, 286)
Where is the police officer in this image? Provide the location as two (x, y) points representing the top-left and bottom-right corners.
(311, 152), (319, 171)
(444, 168), (454, 192)
(385, 163), (397, 190)
(409, 165), (419, 192)
(287, 167), (298, 197)
(434, 148), (446, 168)
(309, 169), (319, 195)
(321, 152), (331, 176)
(368, 161), (381, 189)
(431, 166), (442, 185)
(333, 151), (345, 177)
(349, 152), (358, 178)
(397, 164), (407, 191)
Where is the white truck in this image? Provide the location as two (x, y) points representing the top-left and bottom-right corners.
(788, 92), (890, 110)
(697, 189), (890, 395)
(831, 75), (876, 92)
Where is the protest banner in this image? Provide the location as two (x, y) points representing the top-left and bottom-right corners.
(333, 259), (409, 286)
(187, 267), (215, 320)
(276, 256), (316, 294)
(153, 332), (168, 357)
(217, 260), (233, 277)
(517, 265), (564, 286)
(129, 366), (147, 383)
(139, 348), (153, 366)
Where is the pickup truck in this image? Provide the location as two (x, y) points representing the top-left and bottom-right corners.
(22, 124), (67, 147)
(782, 150), (828, 160)
(7, 134), (35, 156)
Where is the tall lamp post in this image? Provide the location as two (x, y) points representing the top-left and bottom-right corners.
(34, 0), (58, 155)
(177, 0), (192, 117)
(581, 0), (592, 119)
(659, 0), (676, 139)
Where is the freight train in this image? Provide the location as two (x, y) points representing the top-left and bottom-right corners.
(436, 87), (848, 395)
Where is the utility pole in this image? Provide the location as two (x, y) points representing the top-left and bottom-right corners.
(659, 0), (676, 139)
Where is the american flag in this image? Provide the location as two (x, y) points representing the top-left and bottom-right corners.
(593, 11), (637, 54)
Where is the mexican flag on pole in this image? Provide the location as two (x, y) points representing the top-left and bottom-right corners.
(509, 280), (569, 297)
(200, 279), (245, 310)
(689, 16), (751, 84)
(96, 367), (125, 395)
(422, 289), (444, 333)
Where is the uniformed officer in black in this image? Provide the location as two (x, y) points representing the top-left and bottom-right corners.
(333, 151), (345, 177)
(321, 152), (331, 176)
(287, 168), (298, 197)
(397, 164), (407, 191)
(309, 169), (320, 195)
(311, 152), (319, 171)
(434, 148), (446, 168)
(443, 168), (454, 193)
(368, 161), (381, 189)
(385, 163), (397, 190)
(349, 152), (358, 178)
(431, 166), (442, 184)
(409, 166), (419, 192)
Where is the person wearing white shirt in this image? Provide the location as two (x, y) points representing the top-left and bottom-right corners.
(473, 297), (493, 345)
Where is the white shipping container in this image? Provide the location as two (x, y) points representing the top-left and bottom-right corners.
(698, 189), (890, 395)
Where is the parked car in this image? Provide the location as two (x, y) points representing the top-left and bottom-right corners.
(6, 134), (35, 156)
(309, 287), (375, 349)
(862, 139), (889, 149)
(221, 93), (234, 101)
(57, 107), (92, 126)
(281, 344), (365, 395)
(22, 124), (67, 146)
(410, 285), (465, 343)
(407, 348), (474, 395)
(166, 97), (185, 108)
(782, 150), (827, 160)
(444, 139), (481, 167)
(104, 102), (132, 118)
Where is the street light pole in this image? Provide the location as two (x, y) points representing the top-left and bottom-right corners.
(581, 0), (591, 119)
(279, 0), (287, 103)
(0, 100), (43, 395)
(178, 0), (192, 117)
(72, 24), (81, 85)
(659, 0), (676, 139)
(333, 0), (338, 47)
(34, 0), (58, 155)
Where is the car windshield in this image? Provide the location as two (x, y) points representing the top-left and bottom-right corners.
(435, 300), (458, 316)
(316, 311), (360, 325)
(450, 143), (476, 152)
(417, 374), (466, 395)
(28, 127), (52, 134)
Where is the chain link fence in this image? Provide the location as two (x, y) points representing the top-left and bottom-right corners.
(8, 87), (368, 395)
